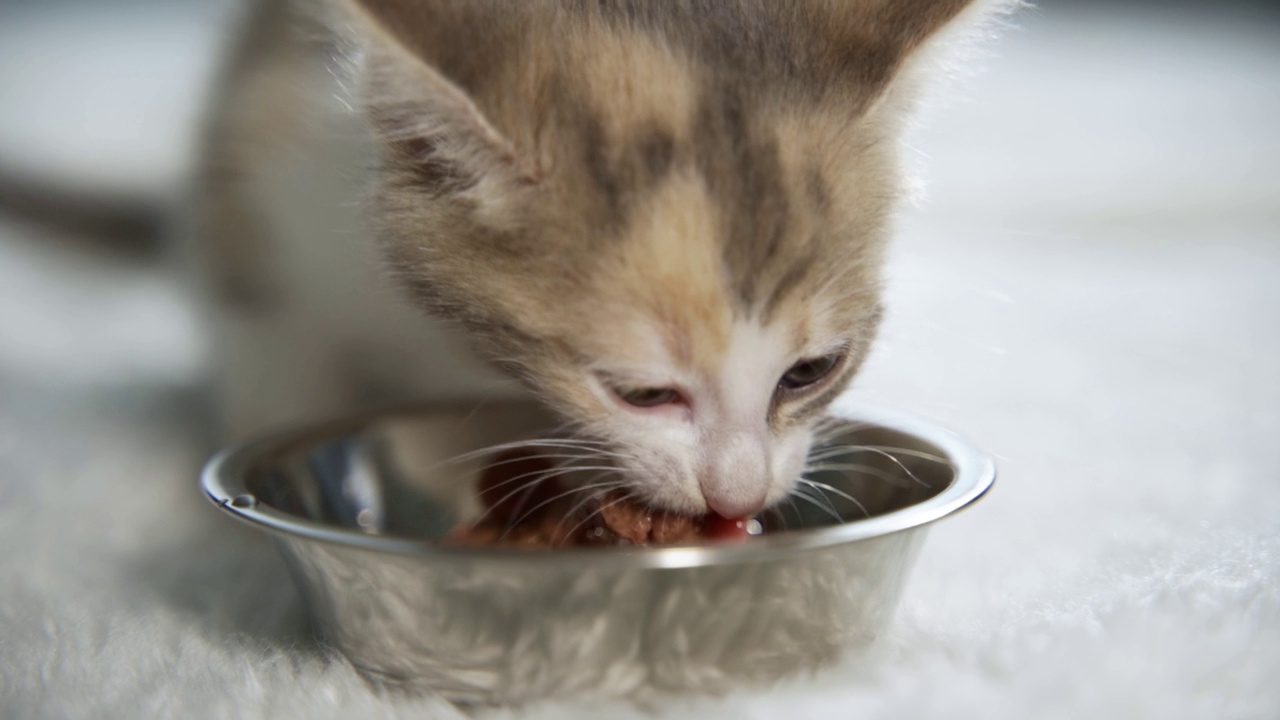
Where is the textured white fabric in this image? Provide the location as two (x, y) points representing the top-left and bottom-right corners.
(1, 3), (1278, 718)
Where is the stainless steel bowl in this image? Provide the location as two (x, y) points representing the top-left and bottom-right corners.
(201, 402), (993, 703)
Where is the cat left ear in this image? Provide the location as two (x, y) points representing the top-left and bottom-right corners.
(336, 0), (535, 215)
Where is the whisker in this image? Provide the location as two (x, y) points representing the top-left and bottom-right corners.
(801, 460), (925, 489)
(464, 451), (623, 477)
(531, 477), (634, 544)
(499, 480), (626, 541)
(794, 480), (841, 518)
(427, 441), (622, 494)
(553, 483), (620, 540)
(806, 444), (905, 461)
(556, 447), (633, 465)
(799, 477), (870, 518)
(776, 496), (804, 530)
(809, 417), (872, 443)
(763, 504), (787, 532)
(805, 444), (943, 486)
(559, 490), (635, 542)
(431, 437), (612, 469)
(475, 463), (620, 503)
(467, 474), (559, 528)
(502, 474), (623, 531)
(788, 488), (845, 523)
(843, 447), (933, 488)
(466, 463), (612, 527)
(849, 445), (948, 465)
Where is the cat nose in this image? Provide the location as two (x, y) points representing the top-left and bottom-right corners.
(702, 488), (767, 520)
(699, 433), (769, 518)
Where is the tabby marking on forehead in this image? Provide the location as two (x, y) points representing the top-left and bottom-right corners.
(567, 26), (700, 147)
(552, 26), (702, 234)
(596, 170), (733, 371)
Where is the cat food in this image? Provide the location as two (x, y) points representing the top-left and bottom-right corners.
(444, 449), (753, 548)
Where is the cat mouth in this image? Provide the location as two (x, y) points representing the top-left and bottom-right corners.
(443, 448), (757, 548)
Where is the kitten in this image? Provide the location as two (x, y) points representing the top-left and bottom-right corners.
(194, 0), (1012, 519)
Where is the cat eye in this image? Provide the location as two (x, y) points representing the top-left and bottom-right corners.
(616, 387), (682, 408)
(778, 352), (844, 392)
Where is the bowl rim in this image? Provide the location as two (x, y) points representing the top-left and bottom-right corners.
(201, 403), (995, 569)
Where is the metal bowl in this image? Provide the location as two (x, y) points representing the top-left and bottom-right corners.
(200, 402), (993, 704)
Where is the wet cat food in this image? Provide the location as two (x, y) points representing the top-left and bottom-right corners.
(444, 449), (753, 547)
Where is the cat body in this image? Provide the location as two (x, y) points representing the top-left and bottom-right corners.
(194, 0), (1012, 517)
(193, 0), (513, 438)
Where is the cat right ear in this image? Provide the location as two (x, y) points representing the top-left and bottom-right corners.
(806, 0), (1015, 112)
(335, 0), (535, 215)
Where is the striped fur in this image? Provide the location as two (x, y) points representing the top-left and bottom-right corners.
(198, 0), (1015, 512)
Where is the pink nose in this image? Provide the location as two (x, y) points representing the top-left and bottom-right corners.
(700, 432), (769, 518)
(702, 488), (767, 520)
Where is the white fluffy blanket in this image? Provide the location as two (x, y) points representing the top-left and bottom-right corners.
(1, 3), (1278, 718)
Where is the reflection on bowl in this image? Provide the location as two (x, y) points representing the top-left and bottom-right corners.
(201, 402), (993, 703)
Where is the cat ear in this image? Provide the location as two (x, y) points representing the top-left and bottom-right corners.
(811, 0), (1009, 107)
(336, 1), (535, 212)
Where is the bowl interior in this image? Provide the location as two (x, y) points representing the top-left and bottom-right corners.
(230, 403), (958, 544)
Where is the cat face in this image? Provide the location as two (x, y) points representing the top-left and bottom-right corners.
(431, 162), (886, 517)
(341, 0), (985, 516)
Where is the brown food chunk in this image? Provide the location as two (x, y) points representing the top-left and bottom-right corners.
(651, 511), (700, 543)
(597, 490), (653, 543)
